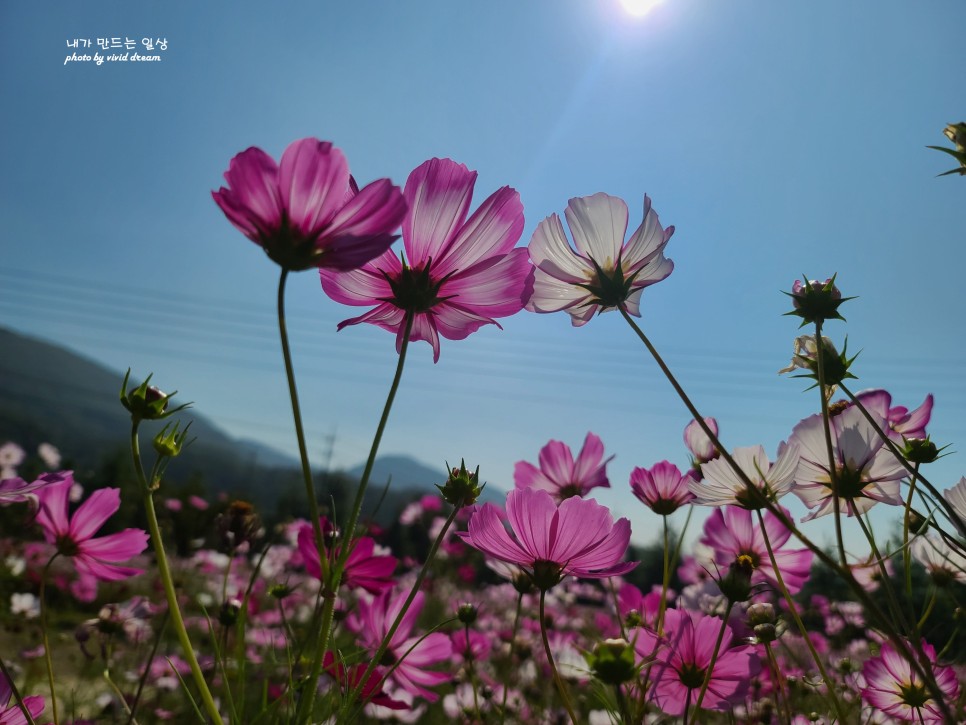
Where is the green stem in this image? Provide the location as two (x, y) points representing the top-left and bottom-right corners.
(855, 513), (912, 636)
(657, 514), (670, 634)
(756, 508), (848, 722)
(918, 588), (938, 630)
(904, 464), (921, 602)
(0, 655), (38, 725)
(277, 269), (328, 584)
(298, 315), (414, 723)
(813, 321), (848, 568)
(131, 423), (224, 725)
(620, 310), (956, 723)
(345, 499), (461, 712)
(500, 591), (525, 725)
(840, 384), (964, 537)
(103, 669), (138, 724)
(764, 641), (792, 725)
(539, 590), (580, 725)
(40, 556), (59, 725)
(127, 611), (169, 725)
(692, 600), (734, 713)
(464, 623), (482, 721)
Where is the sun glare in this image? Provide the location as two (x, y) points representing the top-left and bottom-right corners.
(618, 0), (663, 17)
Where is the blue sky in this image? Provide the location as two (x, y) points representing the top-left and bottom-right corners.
(2, 0), (964, 553)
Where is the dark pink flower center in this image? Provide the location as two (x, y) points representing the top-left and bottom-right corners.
(384, 261), (450, 313)
(678, 662), (707, 689)
(55, 534), (80, 557)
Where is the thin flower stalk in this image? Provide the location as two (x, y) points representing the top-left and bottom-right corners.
(500, 591), (525, 725)
(689, 600), (734, 716)
(297, 313), (414, 723)
(763, 641), (793, 725)
(131, 424), (225, 725)
(813, 320), (848, 568)
(619, 307), (958, 722)
(102, 669), (138, 724)
(904, 463), (921, 601)
(277, 268), (329, 586)
(344, 498), (461, 714)
(755, 508), (848, 722)
(0, 654), (39, 725)
(854, 512), (913, 636)
(539, 590), (580, 725)
(40, 556), (59, 725)
(127, 610), (169, 725)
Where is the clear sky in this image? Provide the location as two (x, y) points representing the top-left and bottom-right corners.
(2, 0), (964, 553)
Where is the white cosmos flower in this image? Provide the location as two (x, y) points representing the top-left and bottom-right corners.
(526, 193), (674, 326)
(690, 444), (800, 508)
(910, 535), (966, 585)
(788, 405), (906, 521)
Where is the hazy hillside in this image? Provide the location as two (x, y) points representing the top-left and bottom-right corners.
(0, 327), (490, 523)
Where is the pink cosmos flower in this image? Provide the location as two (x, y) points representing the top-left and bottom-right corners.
(862, 640), (960, 723)
(213, 138), (406, 271)
(853, 389), (933, 442)
(458, 487), (636, 590)
(788, 405), (906, 521)
(0, 673), (44, 725)
(320, 158), (532, 362)
(630, 460), (694, 515)
(526, 193), (674, 326)
(514, 432), (613, 502)
(645, 608), (760, 716)
(700, 506), (813, 594)
(322, 652), (408, 711)
(0, 471), (69, 505)
(346, 590), (452, 702)
(684, 417), (719, 466)
(690, 444), (799, 509)
(34, 475), (148, 581)
(296, 519), (397, 594)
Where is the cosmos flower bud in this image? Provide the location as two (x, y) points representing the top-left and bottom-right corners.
(437, 460), (483, 507)
(747, 602), (776, 627)
(784, 276), (853, 327)
(456, 603), (478, 625)
(216, 501), (262, 551)
(718, 555), (755, 603)
(152, 421), (192, 458)
(928, 122), (966, 176)
(120, 370), (190, 422)
(901, 437), (940, 464)
(586, 638), (637, 685)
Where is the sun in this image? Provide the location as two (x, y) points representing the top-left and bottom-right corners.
(618, 0), (664, 17)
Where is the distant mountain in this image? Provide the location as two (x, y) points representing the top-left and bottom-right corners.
(0, 327), (496, 523)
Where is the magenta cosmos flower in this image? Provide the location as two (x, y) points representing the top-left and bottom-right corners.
(513, 432), (613, 503)
(788, 405), (906, 521)
(526, 193), (674, 326)
(699, 505), (813, 594)
(296, 518), (397, 594)
(630, 460), (694, 515)
(645, 608), (760, 717)
(34, 475), (148, 581)
(320, 158), (532, 362)
(458, 487), (635, 590)
(862, 640), (960, 723)
(853, 388), (933, 442)
(213, 138), (406, 271)
(346, 589), (452, 702)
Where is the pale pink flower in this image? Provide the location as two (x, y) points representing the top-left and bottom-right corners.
(630, 460), (694, 514)
(526, 193), (673, 326)
(213, 137), (406, 271)
(514, 432), (613, 502)
(944, 477), (966, 525)
(458, 487), (636, 589)
(321, 157), (532, 362)
(0, 442), (25, 480)
(788, 406), (906, 520)
(684, 417), (719, 466)
(862, 640), (959, 722)
(690, 444), (799, 508)
(910, 535), (966, 586)
(34, 474), (148, 581)
(37, 442), (61, 470)
(853, 389), (933, 441)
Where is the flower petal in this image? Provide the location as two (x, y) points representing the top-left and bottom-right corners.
(69, 487), (121, 542)
(403, 158), (476, 265)
(277, 138), (349, 235)
(564, 193), (628, 267)
(434, 185), (524, 277)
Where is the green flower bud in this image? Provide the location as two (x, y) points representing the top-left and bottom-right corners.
(120, 369), (190, 422)
(902, 437), (940, 464)
(718, 555), (755, 603)
(457, 603), (478, 625)
(784, 275), (854, 327)
(585, 638), (637, 686)
(436, 460), (483, 507)
(153, 420), (192, 458)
